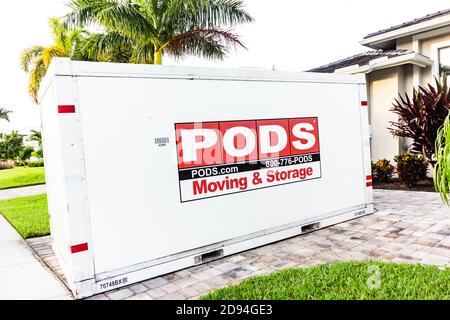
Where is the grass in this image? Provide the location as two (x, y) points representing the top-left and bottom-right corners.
(0, 167), (45, 189)
(0, 194), (49, 239)
(202, 261), (450, 300)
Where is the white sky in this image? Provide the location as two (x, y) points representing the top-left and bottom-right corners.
(1, 0), (449, 132)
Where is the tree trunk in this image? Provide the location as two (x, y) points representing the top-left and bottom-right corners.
(154, 50), (162, 65)
(422, 144), (427, 163)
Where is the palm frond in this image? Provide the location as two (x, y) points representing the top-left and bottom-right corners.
(63, 0), (253, 64)
(49, 17), (69, 47)
(80, 31), (134, 62)
(163, 0), (253, 30)
(195, 0), (254, 27)
(28, 129), (42, 145)
(41, 45), (67, 68)
(28, 58), (48, 104)
(0, 108), (12, 122)
(130, 43), (155, 64)
(68, 28), (91, 59)
(161, 27), (245, 60)
(66, 0), (156, 42)
(19, 46), (45, 72)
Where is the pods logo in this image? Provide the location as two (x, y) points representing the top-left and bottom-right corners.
(175, 117), (321, 202)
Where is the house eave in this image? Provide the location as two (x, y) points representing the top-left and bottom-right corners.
(334, 53), (433, 75)
(360, 14), (450, 49)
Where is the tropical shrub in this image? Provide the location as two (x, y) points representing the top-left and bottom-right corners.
(372, 159), (395, 183)
(19, 146), (34, 162)
(33, 149), (44, 159)
(0, 132), (37, 164)
(394, 153), (428, 186)
(27, 160), (45, 168)
(29, 130), (43, 159)
(434, 114), (450, 204)
(389, 77), (450, 164)
(0, 132), (25, 162)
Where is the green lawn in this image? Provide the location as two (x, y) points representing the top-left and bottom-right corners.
(0, 167), (45, 189)
(202, 261), (450, 300)
(0, 194), (49, 239)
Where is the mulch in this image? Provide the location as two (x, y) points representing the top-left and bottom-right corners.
(373, 178), (436, 192)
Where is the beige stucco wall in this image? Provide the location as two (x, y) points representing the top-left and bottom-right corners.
(420, 34), (450, 84)
(396, 33), (450, 85)
(397, 65), (414, 154)
(398, 64), (413, 95)
(396, 36), (413, 50)
(367, 68), (401, 162)
(419, 34), (450, 57)
(421, 67), (433, 85)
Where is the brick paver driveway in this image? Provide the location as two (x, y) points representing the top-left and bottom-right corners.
(27, 189), (450, 300)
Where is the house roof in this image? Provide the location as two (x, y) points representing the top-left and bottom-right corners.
(364, 9), (450, 39)
(308, 50), (415, 73)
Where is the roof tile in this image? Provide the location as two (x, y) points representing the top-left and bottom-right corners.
(308, 50), (414, 73)
(364, 9), (450, 39)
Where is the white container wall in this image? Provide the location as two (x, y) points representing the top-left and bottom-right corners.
(39, 58), (373, 298)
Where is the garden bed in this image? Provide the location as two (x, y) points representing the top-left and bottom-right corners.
(373, 178), (435, 192)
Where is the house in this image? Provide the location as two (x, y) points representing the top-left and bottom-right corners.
(309, 9), (450, 162)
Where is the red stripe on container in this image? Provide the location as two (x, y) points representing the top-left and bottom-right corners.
(58, 105), (76, 113)
(70, 243), (88, 254)
(361, 101), (368, 106)
(366, 175), (372, 181)
(366, 182), (373, 187)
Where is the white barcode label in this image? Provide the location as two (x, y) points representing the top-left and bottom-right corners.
(155, 137), (170, 146)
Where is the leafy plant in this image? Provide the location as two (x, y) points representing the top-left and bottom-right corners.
(0, 132), (25, 162)
(372, 159), (395, 183)
(33, 149), (44, 159)
(65, 0), (254, 65)
(20, 18), (89, 103)
(434, 114), (450, 204)
(0, 108), (12, 122)
(19, 146), (35, 162)
(28, 130), (43, 159)
(0, 132), (36, 165)
(394, 153), (428, 187)
(26, 160), (44, 168)
(28, 130), (42, 146)
(389, 77), (450, 163)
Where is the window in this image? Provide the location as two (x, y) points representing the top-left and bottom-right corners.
(439, 46), (450, 82)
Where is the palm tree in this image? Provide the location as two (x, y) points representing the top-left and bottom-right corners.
(0, 108), (12, 122)
(65, 0), (254, 65)
(20, 18), (89, 103)
(29, 129), (42, 147)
